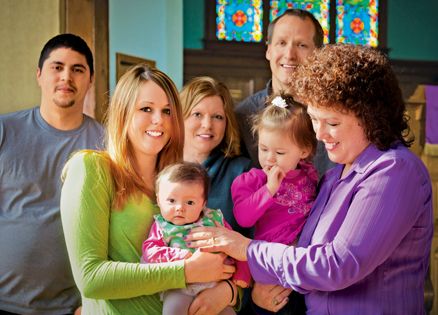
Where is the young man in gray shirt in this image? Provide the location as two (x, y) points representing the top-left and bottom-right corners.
(0, 34), (104, 315)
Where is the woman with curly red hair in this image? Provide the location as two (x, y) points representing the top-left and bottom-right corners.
(188, 44), (433, 315)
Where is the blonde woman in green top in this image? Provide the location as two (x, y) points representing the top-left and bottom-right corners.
(60, 65), (236, 315)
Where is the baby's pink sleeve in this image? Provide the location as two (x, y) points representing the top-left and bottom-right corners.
(223, 219), (252, 287)
(142, 222), (191, 263)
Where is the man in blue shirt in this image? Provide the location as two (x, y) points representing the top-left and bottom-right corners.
(234, 9), (333, 315)
(235, 9), (333, 177)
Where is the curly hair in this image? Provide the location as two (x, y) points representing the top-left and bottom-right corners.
(252, 92), (317, 161)
(291, 44), (411, 150)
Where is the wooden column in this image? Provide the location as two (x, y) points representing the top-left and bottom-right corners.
(60, 0), (109, 122)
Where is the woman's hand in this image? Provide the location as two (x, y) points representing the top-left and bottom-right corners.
(188, 280), (235, 315)
(184, 250), (235, 283)
(251, 282), (291, 312)
(187, 223), (251, 261)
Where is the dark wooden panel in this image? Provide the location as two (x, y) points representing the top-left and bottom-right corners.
(391, 59), (438, 99)
(184, 49), (271, 104)
(185, 48), (438, 106)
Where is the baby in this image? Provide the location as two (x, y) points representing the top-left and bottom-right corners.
(142, 162), (248, 315)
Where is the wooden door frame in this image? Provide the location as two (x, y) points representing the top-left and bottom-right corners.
(60, 0), (109, 122)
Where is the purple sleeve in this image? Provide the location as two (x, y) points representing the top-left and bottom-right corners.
(231, 171), (275, 227)
(142, 222), (190, 263)
(247, 156), (431, 292)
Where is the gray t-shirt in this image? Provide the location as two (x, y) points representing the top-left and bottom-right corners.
(0, 107), (104, 314)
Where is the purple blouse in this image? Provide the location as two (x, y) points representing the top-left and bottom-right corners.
(247, 144), (433, 315)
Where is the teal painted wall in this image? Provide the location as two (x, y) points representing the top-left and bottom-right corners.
(183, 0), (205, 49)
(388, 0), (438, 61)
(109, 0), (183, 92)
(183, 0), (438, 62)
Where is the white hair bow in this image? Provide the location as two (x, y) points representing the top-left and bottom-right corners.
(271, 96), (287, 108)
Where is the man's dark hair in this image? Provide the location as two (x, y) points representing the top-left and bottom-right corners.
(38, 33), (94, 76)
(267, 9), (324, 48)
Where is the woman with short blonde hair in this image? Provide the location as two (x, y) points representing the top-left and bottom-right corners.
(181, 76), (252, 235)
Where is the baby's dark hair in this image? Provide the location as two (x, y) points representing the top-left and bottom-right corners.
(155, 162), (210, 201)
(252, 93), (317, 161)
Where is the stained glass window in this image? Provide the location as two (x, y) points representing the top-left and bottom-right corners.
(215, 0), (380, 47)
(270, 0), (330, 44)
(336, 0), (378, 47)
(216, 0), (263, 42)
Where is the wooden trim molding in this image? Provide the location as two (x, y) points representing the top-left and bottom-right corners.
(116, 53), (156, 82)
(60, 0), (109, 122)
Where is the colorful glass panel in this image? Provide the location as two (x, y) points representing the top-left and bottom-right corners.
(270, 0), (330, 43)
(216, 0), (263, 42)
(336, 0), (379, 47)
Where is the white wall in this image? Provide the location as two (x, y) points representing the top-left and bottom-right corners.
(109, 0), (183, 92)
(0, 0), (60, 114)
(0, 0), (184, 114)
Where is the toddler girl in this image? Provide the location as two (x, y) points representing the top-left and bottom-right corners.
(232, 93), (318, 251)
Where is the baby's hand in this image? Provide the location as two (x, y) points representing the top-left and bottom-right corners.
(266, 165), (285, 195)
(234, 279), (250, 288)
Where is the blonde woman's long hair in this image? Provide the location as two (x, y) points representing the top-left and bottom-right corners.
(104, 64), (184, 208)
(180, 76), (241, 158)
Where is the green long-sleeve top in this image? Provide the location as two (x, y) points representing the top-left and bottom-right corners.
(60, 151), (186, 315)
